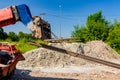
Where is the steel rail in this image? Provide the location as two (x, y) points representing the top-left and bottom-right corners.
(28, 41), (120, 69)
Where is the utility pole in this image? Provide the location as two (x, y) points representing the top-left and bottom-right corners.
(59, 0), (62, 38)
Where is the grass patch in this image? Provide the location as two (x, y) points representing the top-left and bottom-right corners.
(0, 38), (46, 53)
(16, 38), (39, 53)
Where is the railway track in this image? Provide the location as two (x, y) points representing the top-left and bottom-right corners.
(28, 41), (120, 69)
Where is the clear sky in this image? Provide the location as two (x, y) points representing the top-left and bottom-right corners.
(1, 0), (120, 38)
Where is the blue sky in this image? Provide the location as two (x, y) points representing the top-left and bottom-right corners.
(1, 0), (120, 38)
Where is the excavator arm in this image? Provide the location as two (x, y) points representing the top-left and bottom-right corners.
(0, 4), (32, 28)
(0, 4), (51, 39)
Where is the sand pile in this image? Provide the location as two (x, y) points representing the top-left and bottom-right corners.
(17, 47), (87, 68)
(17, 40), (120, 68)
(86, 41), (120, 60)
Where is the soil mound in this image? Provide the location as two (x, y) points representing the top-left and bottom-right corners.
(17, 40), (120, 68)
(86, 41), (120, 60)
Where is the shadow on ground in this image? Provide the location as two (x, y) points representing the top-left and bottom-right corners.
(10, 69), (75, 80)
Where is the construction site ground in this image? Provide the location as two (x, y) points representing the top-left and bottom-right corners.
(12, 64), (120, 80)
(12, 41), (120, 80)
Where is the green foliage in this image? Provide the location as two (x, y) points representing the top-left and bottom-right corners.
(71, 25), (88, 42)
(16, 38), (38, 53)
(0, 28), (8, 40)
(18, 31), (24, 40)
(86, 11), (109, 41)
(18, 31), (32, 40)
(107, 19), (120, 53)
(72, 11), (109, 42)
(8, 32), (19, 41)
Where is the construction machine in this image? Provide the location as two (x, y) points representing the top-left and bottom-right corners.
(0, 4), (51, 79)
(0, 4), (51, 39)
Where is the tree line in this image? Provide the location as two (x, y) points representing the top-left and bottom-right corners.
(71, 11), (120, 53)
(0, 29), (33, 41)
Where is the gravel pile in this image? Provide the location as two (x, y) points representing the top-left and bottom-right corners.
(86, 41), (120, 60)
(17, 47), (87, 68)
(17, 40), (120, 68)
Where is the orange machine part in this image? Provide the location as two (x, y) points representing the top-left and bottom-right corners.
(0, 7), (13, 21)
(0, 7), (15, 28)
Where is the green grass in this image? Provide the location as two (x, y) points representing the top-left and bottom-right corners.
(16, 38), (48, 53)
(16, 43), (38, 53)
(0, 38), (48, 53)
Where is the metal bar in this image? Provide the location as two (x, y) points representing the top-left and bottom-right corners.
(44, 38), (73, 42)
(28, 41), (120, 69)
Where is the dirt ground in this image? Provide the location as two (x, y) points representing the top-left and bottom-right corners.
(12, 64), (120, 80)
(11, 41), (120, 80)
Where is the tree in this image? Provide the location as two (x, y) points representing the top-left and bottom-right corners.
(86, 11), (109, 41)
(71, 25), (88, 42)
(18, 31), (33, 41)
(8, 32), (19, 41)
(107, 19), (120, 52)
(18, 31), (25, 40)
(71, 11), (109, 42)
(0, 28), (8, 40)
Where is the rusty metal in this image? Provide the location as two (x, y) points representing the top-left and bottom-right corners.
(0, 42), (25, 79)
(44, 38), (72, 42)
(28, 41), (120, 69)
(44, 38), (80, 43)
(32, 16), (51, 39)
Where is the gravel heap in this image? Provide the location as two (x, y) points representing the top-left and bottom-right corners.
(86, 41), (120, 60)
(17, 40), (120, 68)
